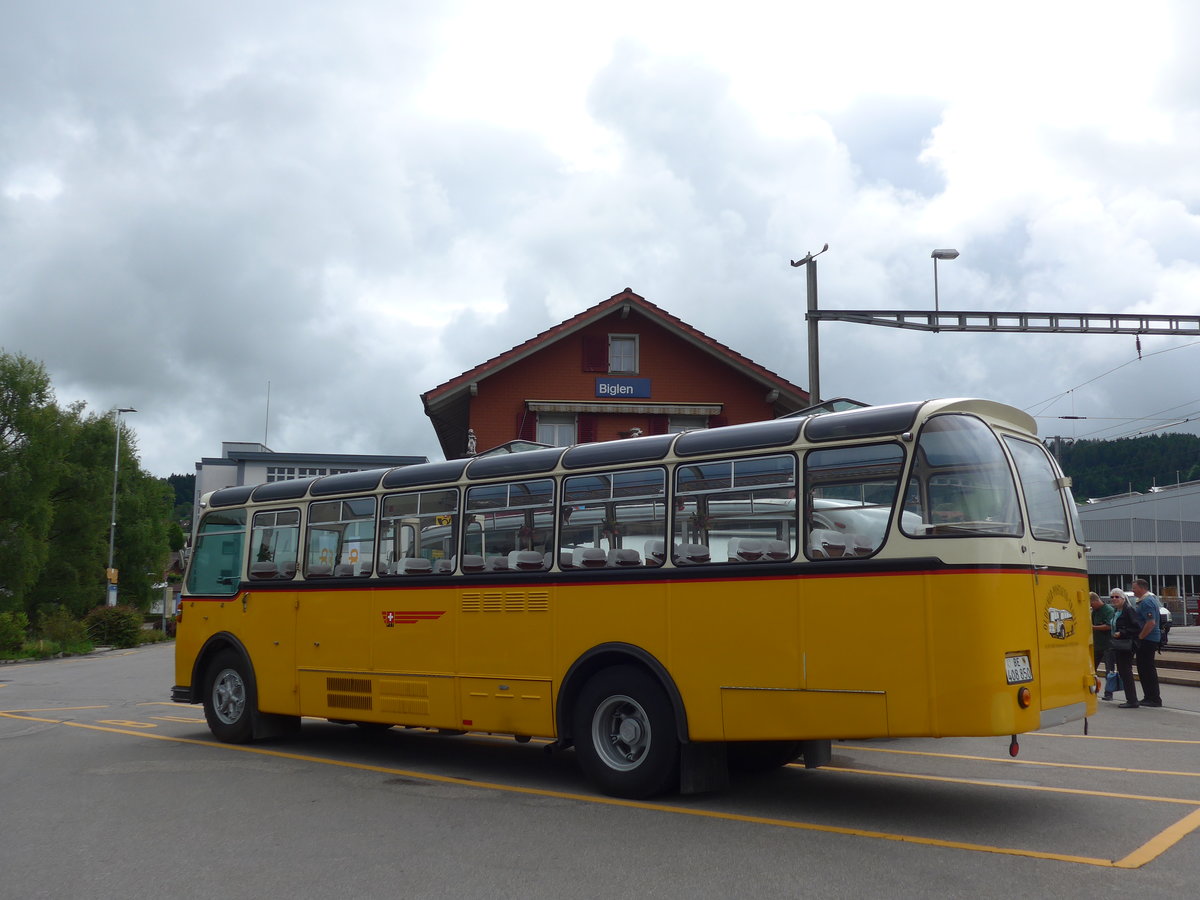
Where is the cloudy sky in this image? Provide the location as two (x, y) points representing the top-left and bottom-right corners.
(4, 1), (1200, 477)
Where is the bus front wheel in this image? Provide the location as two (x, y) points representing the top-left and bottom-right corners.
(573, 665), (679, 798)
(203, 649), (255, 743)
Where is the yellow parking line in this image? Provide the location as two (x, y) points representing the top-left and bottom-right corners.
(1117, 807), (1200, 868)
(0, 706), (109, 713)
(839, 744), (1200, 779)
(1033, 732), (1200, 745)
(826, 766), (1200, 806)
(4, 709), (1197, 869)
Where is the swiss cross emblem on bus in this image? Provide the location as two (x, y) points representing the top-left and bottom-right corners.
(381, 610), (446, 627)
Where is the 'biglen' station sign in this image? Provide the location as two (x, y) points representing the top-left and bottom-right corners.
(595, 377), (651, 398)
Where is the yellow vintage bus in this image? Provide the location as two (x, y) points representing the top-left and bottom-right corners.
(173, 398), (1096, 798)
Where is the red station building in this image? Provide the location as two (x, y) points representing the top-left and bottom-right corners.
(421, 289), (809, 459)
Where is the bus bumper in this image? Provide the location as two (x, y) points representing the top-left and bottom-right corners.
(171, 685), (196, 704)
(1040, 700), (1088, 729)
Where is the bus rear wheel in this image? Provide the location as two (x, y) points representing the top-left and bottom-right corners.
(203, 649), (255, 744)
(573, 665), (679, 799)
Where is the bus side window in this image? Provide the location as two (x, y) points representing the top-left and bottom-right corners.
(305, 497), (377, 578)
(804, 443), (904, 560)
(673, 455), (796, 565)
(466, 479), (553, 574)
(560, 469), (666, 569)
(379, 489), (459, 575)
(249, 509), (300, 580)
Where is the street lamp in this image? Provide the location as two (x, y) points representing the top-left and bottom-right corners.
(931, 248), (960, 316)
(106, 407), (137, 606)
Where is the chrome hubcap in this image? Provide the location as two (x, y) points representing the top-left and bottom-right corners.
(592, 693), (651, 772)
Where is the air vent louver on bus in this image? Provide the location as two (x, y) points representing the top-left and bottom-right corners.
(327, 677), (372, 693)
(326, 676), (373, 711)
(327, 694), (373, 711)
(460, 591), (550, 613)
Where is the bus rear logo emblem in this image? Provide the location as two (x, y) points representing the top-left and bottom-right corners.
(382, 610), (445, 627)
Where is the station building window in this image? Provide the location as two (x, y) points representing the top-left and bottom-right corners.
(609, 335), (638, 373)
(537, 413), (577, 447)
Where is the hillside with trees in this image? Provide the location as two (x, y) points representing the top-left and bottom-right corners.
(0, 350), (172, 623)
(1050, 433), (1200, 500)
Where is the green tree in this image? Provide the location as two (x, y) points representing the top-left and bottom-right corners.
(0, 352), (64, 613)
(111, 453), (173, 611)
(167, 473), (195, 523)
(27, 404), (114, 617)
(3, 351), (174, 618)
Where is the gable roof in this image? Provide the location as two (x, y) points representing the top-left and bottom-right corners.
(421, 288), (809, 409)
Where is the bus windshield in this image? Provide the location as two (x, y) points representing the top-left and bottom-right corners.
(901, 414), (1022, 537)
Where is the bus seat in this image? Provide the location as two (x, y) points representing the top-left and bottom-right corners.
(558, 550), (576, 569)
(728, 538), (767, 562)
(434, 559), (454, 574)
(607, 548), (641, 567)
(762, 539), (791, 561)
(509, 550), (545, 571)
(306, 563), (332, 578)
(281, 561), (297, 578)
(644, 540), (666, 566)
(401, 557), (432, 575)
(573, 547), (607, 568)
(460, 555), (486, 574)
(674, 543), (710, 565)
(249, 561), (278, 579)
(333, 563), (355, 577)
(486, 556), (510, 571)
(849, 534), (875, 556)
(809, 529), (846, 558)
(360, 562), (374, 575)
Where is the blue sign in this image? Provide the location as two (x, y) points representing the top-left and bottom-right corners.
(595, 377), (651, 399)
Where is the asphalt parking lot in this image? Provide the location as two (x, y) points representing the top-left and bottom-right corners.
(3, 641), (1199, 898)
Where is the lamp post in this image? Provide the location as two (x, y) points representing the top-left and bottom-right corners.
(106, 407), (137, 606)
(931, 248), (959, 316)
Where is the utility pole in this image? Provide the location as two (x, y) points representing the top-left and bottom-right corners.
(790, 243), (829, 405)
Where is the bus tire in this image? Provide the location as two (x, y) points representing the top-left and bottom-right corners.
(203, 649), (255, 744)
(727, 740), (802, 774)
(573, 665), (679, 799)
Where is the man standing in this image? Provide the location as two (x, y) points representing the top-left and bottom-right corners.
(1130, 579), (1163, 708)
(1091, 592), (1117, 700)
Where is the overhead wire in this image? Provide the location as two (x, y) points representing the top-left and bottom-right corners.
(1024, 338), (1200, 438)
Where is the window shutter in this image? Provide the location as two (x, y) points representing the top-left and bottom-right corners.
(516, 411), (537, 442)
(581, 335), (608, 372)
(577, 414), (599, 443)
(648, 415), (668, 435)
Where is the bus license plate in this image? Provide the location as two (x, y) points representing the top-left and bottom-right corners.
(1005, 654), (1033, 684)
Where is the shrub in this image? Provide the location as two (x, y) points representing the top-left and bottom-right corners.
(20, 639), (63, 659)
(83, 605), (142, 649)
(0, 611), (30, 653)
(36, 605), (90, 649)
(136, 628), (168, 645)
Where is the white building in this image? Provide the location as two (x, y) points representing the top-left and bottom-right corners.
(194, 442), (427, 529)
(1077, 480), (1200, 624)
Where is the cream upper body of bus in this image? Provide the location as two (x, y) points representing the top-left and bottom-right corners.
(175, 398), (1095, 798)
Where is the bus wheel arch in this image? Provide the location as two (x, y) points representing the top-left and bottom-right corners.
(559, 646), (687, 799)
(202, 645), (257, 743)
(557, 643), (688, 747)
(194, 635), (299, 743)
